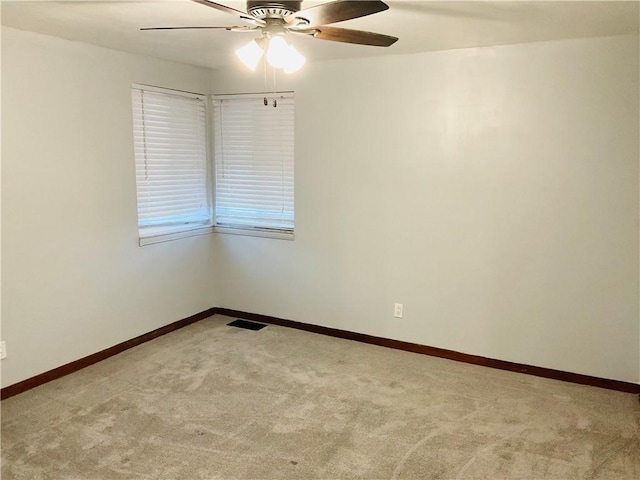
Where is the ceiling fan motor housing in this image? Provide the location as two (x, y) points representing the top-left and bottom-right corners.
(246, 1), (302, 19)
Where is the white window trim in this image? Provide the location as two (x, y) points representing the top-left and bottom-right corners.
(213, 225), (294, 241)
(140, 225), (214, 246)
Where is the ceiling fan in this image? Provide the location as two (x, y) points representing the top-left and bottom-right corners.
(142, 0), (398, 72)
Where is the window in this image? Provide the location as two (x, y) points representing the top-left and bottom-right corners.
(213, 93), (294, 238)
(132, 85), (212, 245)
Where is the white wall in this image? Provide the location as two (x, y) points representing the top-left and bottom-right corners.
(2, 29), (637, 388)
(1, 27), (215, 387)
(210, 35), (640, 384)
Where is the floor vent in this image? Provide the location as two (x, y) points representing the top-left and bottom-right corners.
(227, 319), (267, 331)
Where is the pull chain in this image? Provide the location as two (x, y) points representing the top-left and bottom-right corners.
(273, 66), (277, 107)
(261, 56), (278, 108)
(263, 55), (268, 106)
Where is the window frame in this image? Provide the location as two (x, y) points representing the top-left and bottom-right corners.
(211, 92), (295, 241)
(132, 83), (214, 246)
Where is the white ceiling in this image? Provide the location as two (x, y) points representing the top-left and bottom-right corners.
(2, 0), (638, 69)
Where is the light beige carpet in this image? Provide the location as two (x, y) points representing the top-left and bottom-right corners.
(1, 315), (639, 479)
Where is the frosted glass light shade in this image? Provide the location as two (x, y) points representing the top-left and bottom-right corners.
(237, 35), (306, 73)
(266, 35), (289, 69)
(283, 45), (306, 74)
(235, 40), (264, 71)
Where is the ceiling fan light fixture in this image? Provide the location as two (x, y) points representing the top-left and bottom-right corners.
(283, 45), (306, 74)
(147, 1), (398, 72)
(235, 39), (264, 71)
(236, 34), (305, 72)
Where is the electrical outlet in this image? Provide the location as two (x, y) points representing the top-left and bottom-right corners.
(394, 303), (403, 318)
(0, 341), (6, 360)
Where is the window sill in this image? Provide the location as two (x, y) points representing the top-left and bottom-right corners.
(139, 225), (213, 246)
(214, 226), (294, 241)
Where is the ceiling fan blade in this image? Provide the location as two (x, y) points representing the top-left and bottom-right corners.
(141, 26), (256, 32)
(294, 25), (397, 47)
(191, 0), (246, 16)
(191, 0), (264, 26)
(286, 0), (389, 27)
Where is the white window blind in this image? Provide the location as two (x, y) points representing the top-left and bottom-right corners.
(213, 93), (294, 233)
(132, 85), (211, 239)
